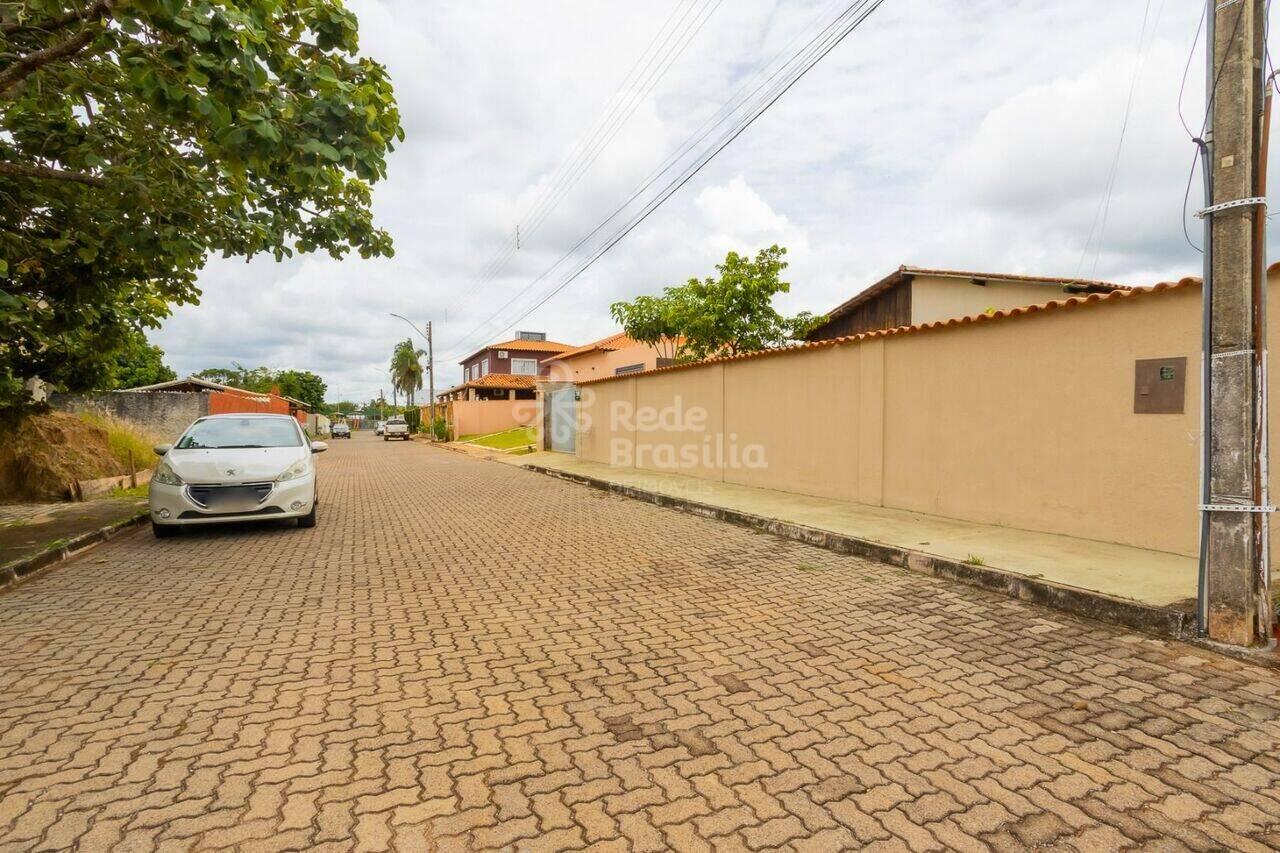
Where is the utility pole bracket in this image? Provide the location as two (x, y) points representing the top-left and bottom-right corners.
(1195, 196), (1267, 218)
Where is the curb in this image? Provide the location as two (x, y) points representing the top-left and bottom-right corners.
(522, 464), (1194, 642)
(0, 508), (148, 593)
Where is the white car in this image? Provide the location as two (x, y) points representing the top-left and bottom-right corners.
(149, 414), (326, 538)
(383, 416), (410, 440)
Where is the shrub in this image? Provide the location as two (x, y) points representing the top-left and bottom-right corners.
(78, 413), (155, 471)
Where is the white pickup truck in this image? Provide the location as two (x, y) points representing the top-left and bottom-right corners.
(383, 415), (411, 441)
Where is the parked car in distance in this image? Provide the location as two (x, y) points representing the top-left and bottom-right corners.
(149, 414), (326, 538)
(374, 420), (386, 435)
(383, 416), (410, 441)
(331, 421), (351, 439)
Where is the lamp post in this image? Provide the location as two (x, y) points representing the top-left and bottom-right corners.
(390, 313), (435, 440)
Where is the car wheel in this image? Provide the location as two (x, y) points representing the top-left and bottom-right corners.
(152, 521), (179, 539)
(297, 502), (317, 529)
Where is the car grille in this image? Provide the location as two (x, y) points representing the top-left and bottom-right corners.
(178, 506), (284, 519)
(186, 483), (273, 509)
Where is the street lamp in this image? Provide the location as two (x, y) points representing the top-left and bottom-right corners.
(389, 312), (436, 440)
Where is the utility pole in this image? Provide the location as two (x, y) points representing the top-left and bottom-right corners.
(1202, 0), (1271, 646)
(427, 320), (436, 441)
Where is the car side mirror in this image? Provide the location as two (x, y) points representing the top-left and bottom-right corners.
(310, 441), (328, 454)
(153, 443), (172, 456)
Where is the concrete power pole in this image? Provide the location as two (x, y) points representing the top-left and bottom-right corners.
(427, 321), (436, 441)
(1203, 0), (1271, 646)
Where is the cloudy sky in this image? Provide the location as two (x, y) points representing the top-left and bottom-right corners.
(153, 0), (1280, 404)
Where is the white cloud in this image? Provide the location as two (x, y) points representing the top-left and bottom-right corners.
(152, 0), (1280, 402)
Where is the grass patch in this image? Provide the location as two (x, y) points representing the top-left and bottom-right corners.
(463, 426), (536, 451)
(964, 554), (985, 566)
(78, 413), (155, 471)
(109, 483), (149, 499)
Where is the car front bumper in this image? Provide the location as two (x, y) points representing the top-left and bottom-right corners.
(149, 474), (315, 526)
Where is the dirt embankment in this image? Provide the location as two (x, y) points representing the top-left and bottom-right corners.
(0, 412), (127, 503)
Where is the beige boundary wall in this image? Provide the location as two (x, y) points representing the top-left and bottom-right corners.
(451, 399), (537, 439)
(578, 275), (1280, 558)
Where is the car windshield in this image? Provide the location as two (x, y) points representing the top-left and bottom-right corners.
(176, 418), (302, 449)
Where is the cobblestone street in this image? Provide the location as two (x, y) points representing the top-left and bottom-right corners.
(1, 432), (1279, 851)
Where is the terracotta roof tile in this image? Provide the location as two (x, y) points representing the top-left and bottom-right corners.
(541, 331), (636, 363)
(580, 276), (1202, 387)
(461, 338), (575, 364)
(440, 373), (541, 395)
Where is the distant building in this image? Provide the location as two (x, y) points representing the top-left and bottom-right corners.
(806, 266), (1130, 341)
(438, 332), (576, 402)
(542, 332), (676, 382)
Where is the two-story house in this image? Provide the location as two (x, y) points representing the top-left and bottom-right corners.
(437, 332), (575, 402)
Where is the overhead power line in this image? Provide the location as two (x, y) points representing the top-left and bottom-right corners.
(444, 0), (889, 361)
(471, 0), (722, 291)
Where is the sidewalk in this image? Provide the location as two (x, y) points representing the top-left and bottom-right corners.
(1, 496), (147, 586)
(507, 451), (1198, 630)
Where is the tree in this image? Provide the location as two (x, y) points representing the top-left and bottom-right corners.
(611, 246), (823, 362)
(332, 400), (357, 414)
(389, 338), (425, 407)
(0, 1), (404, 410)
(107, 328), (176, 389)
(274, 369), (326, 411)
(194, 364), (273, 392)
(194, 364), (325, 410)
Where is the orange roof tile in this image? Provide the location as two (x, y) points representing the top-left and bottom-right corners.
(440, 373), (541, 395)
(580, 276), (1203, 387)
(461, 338), (575, 364)
(541, 331), (636, 363)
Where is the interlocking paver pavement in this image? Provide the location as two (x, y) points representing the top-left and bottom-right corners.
(2, 432), (1280, 852)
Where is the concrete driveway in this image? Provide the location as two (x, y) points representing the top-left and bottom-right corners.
(1, 430), (1279, 851)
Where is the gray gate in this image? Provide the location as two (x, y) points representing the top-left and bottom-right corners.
(548, 388), (577, 453)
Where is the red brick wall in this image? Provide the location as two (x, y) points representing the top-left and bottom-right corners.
(208, 390), (290, 416)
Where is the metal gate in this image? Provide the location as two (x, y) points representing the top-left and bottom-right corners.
(548, 388), (577, 453)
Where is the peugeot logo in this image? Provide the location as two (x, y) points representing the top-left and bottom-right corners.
(225, 468), (238, 477)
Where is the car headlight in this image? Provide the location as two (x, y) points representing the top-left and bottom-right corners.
(153, 460), (184, 486)
(275, 459), (311, 482)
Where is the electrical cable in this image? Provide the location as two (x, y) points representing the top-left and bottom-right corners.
(442, 0), (883, 359)
(471, 0), (721, 290)
(443, 0), (888, 357)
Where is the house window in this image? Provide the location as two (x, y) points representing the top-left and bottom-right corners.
(480, 358), (489, 376)
(511, 358), (538, 376)
(615, 363), (645, 375)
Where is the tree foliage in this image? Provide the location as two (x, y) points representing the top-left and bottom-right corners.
(107, 328), (176, 388)
(194, 363), (326, 410)
(610, 246), (823, 363)
(0, 0), (404, 409)
(389, 338), (425, 407)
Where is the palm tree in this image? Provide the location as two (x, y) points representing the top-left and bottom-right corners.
(389, 338), (426, 408)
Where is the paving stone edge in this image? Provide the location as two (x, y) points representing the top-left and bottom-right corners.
(0, 508), (148, 593)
